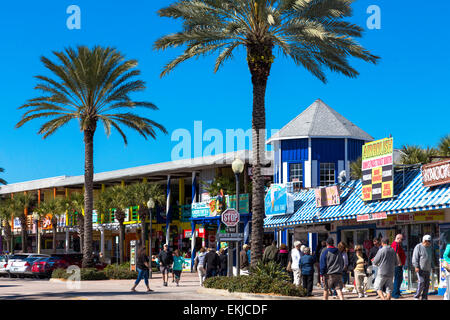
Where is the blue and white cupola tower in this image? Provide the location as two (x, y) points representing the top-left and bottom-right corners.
(267, 99), (373, 189)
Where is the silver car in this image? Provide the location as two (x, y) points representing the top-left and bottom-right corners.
(0, 255), (8, 276)
(6, 254), (50, 278)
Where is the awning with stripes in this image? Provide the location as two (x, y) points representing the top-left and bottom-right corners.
(264, 169), (450, 229)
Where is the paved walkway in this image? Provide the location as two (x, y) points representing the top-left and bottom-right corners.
(0, 272), (444, 300)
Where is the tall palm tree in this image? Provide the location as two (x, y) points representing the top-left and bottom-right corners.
(154, 0), (379, 265)
(12, 193), (35, 253)
(0, 168), (6, 185)
(38, 198), (64, 254)
(128, 182), (165, 246)
(438, 134), (450, 157)
(16, 46), (167, 267)
(0, 199), (13, 253)
(61, 192), (84, 253)
(400, 145), (438, 165)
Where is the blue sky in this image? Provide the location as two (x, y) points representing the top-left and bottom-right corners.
(0, 0), (449, 184)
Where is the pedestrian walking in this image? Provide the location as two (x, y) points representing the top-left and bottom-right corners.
(131, 246), (153, 292)
(372, 238), (397, 300)
(240, 244), (250, 272)
(291, 241), (302, 286)
(412, 235), (434, 300)
(172, 249), (185, 287)
(369, 238), (381, 286)
(300, 246), (315, 297)
(316, 240), (327, 288)
(218, 248), (227, 276)
(320, 237), (345, 300)
(203, 246), (220, 279)
(391, 234), (406, 299)
(443, 241), (450, 300)
(158, 244), (174, 287)
(338, 242), (349, 289)
(353, 245), (369, 298)
(262, 240), (279, 264)
(277, 243), (289, 270)
(194, 247), (207, 285)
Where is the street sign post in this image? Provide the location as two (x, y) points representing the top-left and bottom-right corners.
(221, 208), (240, 227)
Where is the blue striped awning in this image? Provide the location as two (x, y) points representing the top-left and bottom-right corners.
(264, 169), (450, 228)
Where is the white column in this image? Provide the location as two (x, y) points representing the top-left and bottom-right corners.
(100, 227), (105, 255)
(345, 138), (349, 180)
(65, 229), (69, 253)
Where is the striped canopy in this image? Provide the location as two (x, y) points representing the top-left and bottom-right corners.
(264, 169), (450, 228)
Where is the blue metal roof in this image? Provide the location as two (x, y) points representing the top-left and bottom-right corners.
(264, 169), (450, 228)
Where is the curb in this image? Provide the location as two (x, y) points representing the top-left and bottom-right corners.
(197, 287), (315, 300)
(49, 278), (67, 283)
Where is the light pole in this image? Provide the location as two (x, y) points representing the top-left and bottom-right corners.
(147, 198), (155, 279)
(232, 158), (244, 276)
(32, 212), (40, 254)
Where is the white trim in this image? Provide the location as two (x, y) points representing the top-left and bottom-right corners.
(267, 135), (373, 145)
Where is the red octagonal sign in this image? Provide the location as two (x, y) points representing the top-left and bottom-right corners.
(221, 208), (240, 227)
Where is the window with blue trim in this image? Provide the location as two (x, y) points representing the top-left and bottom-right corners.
(289, 163), (303, 192)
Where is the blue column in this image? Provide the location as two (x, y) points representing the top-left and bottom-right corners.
(165, 175), (171, 246)
(191, 172), (197, 203)
(190, 220), (196, 272)
(216, 219), (221, 251)
(281, 229), (287, 245)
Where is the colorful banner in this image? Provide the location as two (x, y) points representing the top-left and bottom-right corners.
(264, 184), (294, 216)
(422, 159), (450, 187)
(362, 138), (394, 201)
(314, 186), (340, 208)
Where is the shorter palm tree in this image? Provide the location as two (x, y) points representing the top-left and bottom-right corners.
(61, 192), (84, 253)
(0, 168), (6, 185)
(0, 199), (14, 253)
(350, 157), (363, 180)
(12, 193), (35, 253)
(400, 145), (438, 165)
(38, 199), (64, 254)
(128, 182), (165, 246)
(438, 134), (450, 157)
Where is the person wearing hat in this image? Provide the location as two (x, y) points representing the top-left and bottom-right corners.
(412, 235), (434, 300)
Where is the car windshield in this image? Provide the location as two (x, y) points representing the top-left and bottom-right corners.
(25, 257), (41, 263)
(10, 255), (28, 260)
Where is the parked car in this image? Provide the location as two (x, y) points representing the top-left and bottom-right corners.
(6, 254), (50, 278)
(0, 255), (9, 277)
(9, 256), (49, 278)
(31, 257), (70, 278)
(51, 253), (107, 270)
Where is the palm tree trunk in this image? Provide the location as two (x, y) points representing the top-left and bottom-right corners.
(83, 128), (95, 268)
(119, 222), (124, 264)
(247, 43), (273, 266)
(21, 224), (27, 253)
(52, 222), (57, 254)
(4, 221), (11, 253)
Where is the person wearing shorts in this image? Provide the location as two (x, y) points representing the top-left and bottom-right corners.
(372, 238), (397, 300)
(172, 249), (185, 287)
(158, 244), (173, 286)
(320, 237), (345, 300)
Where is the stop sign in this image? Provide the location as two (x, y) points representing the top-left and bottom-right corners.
(221, 208), (240, 227)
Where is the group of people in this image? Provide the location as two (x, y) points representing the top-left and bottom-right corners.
(193, 246), (228, 285)
(262, 233), (450, 300)
(131, 244), (187, 292)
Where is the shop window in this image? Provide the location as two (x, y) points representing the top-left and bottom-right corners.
(320, 163), (335, 186)
(289, 163), (303, 192)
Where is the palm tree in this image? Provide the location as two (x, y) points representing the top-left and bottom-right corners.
(38, 198), (64, 254)
(16, 46), (167, 267)
(350, 157), (362, 180)
(154, 0), (379, 265)
(12, 193), (35, 253)
(0, 199), (13, 253)
(61, 192), (84, 253)
(0, 168), (6, 185)
(400, 145), (438, 165)
(99, 185), (132, 264)
(438, 134), (450, 157)
(128, 182), (165, 246)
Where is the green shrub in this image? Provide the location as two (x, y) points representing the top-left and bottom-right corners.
(203, 261), (307, 297)
(51, 267), (108, 280)
(104, 264), (138, 279)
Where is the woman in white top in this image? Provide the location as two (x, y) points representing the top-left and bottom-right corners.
(291, 241), (302, 286)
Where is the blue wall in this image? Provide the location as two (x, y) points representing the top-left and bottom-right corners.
(347, 139), (365, 162)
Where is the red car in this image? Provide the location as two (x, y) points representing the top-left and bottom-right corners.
(50, 253), (107, 270)
(31, 257), (70, 278)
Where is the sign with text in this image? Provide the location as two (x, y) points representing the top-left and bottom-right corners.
(264, 184), (294, 216)
(362, 138), (394, 201)
(422, 160), (450, 187)
(315, 186), (340, 208)
(357, 211), (387, 222)
(221, 208), (240, 227)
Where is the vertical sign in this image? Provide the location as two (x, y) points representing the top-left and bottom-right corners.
(362, 137), (394, 201)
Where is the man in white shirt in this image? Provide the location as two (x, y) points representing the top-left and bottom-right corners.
(291, 241), (302, 286)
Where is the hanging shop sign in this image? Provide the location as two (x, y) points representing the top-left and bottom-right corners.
(226, 194), (249, 214)
(264, 184), (295, 216)
(130, 240), (137, 271)
(42, 214), (53, 230)
(357, 211), (387, 222)
(361, 137), (394, 201)
(315, 186), (340, 208)
(422, 160), (450, 187)
(191, 196), (225, 218)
